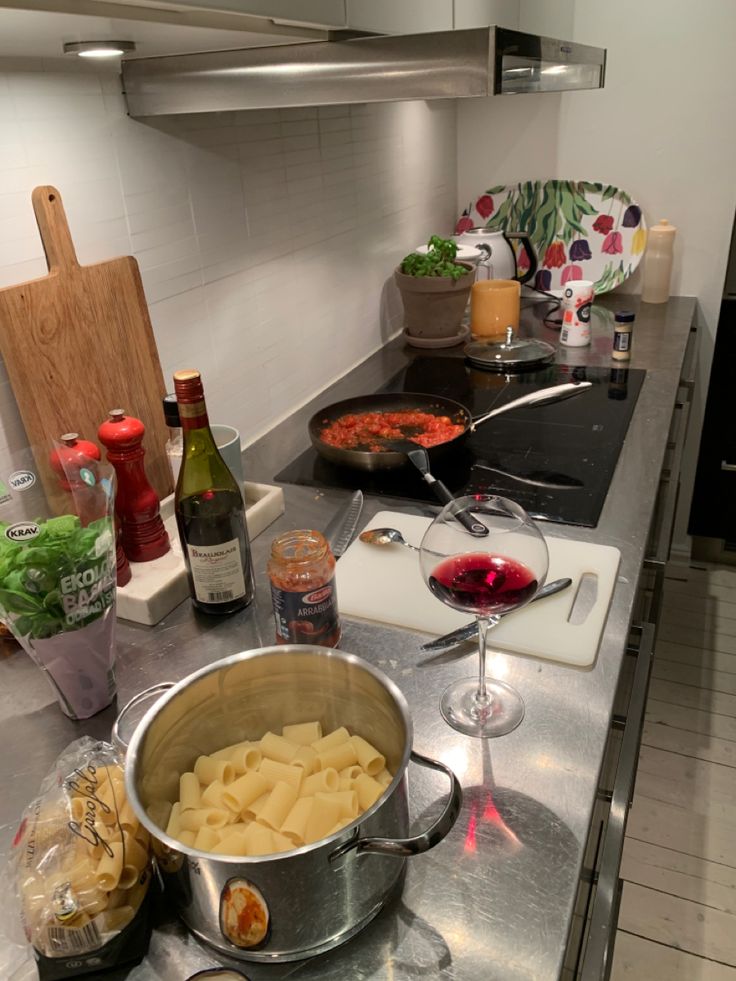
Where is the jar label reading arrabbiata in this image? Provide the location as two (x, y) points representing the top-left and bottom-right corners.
(187, 539), (246, 605)
(270, 577), (339, 645)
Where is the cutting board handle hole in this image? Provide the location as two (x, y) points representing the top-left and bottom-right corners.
(48, 193), (55, 202)
(567, 572), (598, 626)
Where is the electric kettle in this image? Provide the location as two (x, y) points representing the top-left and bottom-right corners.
(455, 228), (538, 285)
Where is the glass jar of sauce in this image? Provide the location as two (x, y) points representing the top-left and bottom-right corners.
(268, 530), (341, 647)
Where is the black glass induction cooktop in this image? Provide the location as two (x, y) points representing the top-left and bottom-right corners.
(275, 358), (645, 528)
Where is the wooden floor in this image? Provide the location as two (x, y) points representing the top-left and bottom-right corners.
(611, 564), (736, 980)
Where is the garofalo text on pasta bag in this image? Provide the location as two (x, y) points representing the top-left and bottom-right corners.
(9, 738), (155, 980)
(0, 441), (119, 719)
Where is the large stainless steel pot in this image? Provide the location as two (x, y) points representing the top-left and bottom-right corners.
(118, 646), (462, 962)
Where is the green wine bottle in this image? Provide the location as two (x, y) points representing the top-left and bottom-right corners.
(172, 370), (254, 615)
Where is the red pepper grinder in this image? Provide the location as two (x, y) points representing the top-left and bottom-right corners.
(98, 409), (170, 563)
(50, 433), (131, 587)
(50, 432), (100, 492)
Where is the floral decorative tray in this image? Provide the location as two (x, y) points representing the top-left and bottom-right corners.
(456, 180), (647, 295)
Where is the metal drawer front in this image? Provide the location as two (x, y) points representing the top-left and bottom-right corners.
(578, 622), (655, 980)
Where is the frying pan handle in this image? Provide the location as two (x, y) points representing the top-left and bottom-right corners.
(471, 381), (593, 430)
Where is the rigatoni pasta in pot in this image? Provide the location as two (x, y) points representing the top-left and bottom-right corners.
(121, 645), (461, 963)
(161, 723), (392, 857)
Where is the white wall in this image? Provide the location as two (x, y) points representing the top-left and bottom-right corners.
(518, 0), (573, 37)
(453, 0), (519, 29)
(458, 0), (736, 554)
(0, 60), (456, 467)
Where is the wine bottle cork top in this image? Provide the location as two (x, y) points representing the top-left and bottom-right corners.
(173, 369), (205, 405)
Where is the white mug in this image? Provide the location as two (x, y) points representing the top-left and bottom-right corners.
(560, 280), (595, 348)
(211, 424), (244, 488)
(166, 424), (244, 491)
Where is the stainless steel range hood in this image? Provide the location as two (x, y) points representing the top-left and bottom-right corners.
(122, 27), (606, 117)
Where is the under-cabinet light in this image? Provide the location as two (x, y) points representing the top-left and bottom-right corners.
(63, 41), (136, 59)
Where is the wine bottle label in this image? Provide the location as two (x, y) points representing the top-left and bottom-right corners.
(270, 577), (339, 645)
(187, 539), (246, 605)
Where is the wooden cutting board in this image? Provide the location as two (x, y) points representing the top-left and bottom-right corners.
(337, 511), (621, 668)
(0, 186), (173, 508)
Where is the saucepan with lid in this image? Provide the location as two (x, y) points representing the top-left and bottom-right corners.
(117, 646), (461, 962)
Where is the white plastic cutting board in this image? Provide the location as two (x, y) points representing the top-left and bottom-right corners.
(337, 511), (621, 668)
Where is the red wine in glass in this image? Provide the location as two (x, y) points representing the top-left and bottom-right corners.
(420, 494), (549, 738)
(429, 553), (538, 616)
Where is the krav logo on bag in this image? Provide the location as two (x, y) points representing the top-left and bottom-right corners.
(8, 470), (36, 491)
(5, 521), (41, 542)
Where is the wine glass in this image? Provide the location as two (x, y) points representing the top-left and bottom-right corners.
(419, 495), (549, 738)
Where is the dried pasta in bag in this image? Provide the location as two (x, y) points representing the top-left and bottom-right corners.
(10, 736), (155, 979)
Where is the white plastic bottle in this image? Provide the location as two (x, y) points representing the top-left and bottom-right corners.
(642, 219), (676, 304)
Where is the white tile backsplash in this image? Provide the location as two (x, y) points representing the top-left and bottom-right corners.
(0, 64), (457, 459)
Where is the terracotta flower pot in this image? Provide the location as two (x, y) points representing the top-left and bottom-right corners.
(394, 262), (475, 341)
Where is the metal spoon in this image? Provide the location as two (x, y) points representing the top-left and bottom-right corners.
(359, 527), (420, 551)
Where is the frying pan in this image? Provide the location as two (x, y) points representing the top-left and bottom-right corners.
(308, 382), (592, 472)
(308, 382), (592, 535)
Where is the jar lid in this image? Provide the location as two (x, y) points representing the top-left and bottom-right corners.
(650, 219), (677, 234)
(464, 328), (556, 372)
(614, 310), (636, 323)
(163, 393), (181, 427)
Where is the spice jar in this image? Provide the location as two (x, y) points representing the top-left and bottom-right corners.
(612, 310), (635, 361)
(268, 530), (341, 647)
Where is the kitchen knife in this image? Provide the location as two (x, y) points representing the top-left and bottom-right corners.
(419, 577), (573, 651)
(323, 490), (364, 558)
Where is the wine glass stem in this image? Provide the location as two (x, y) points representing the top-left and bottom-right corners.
(476, 616), (491, 708)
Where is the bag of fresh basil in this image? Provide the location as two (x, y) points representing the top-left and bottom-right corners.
(0, 442), (117, 720)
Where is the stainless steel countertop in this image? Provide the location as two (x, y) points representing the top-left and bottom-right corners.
(0, 295), (697, 981)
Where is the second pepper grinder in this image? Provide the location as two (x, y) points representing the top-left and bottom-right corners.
(51, 433), (132, 586)
(98, 409), (170, 563)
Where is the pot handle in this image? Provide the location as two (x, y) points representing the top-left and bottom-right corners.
(329, 750), (462, 861)
(471, 381), (593, 430)
(111, 682), (175, 753)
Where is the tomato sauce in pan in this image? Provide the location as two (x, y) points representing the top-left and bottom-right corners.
(319, 409), (465, 452)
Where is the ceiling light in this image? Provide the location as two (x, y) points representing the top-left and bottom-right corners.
(63, 41), (136, 59)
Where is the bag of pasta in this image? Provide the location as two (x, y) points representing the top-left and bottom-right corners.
(11, 737), (155, 980)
